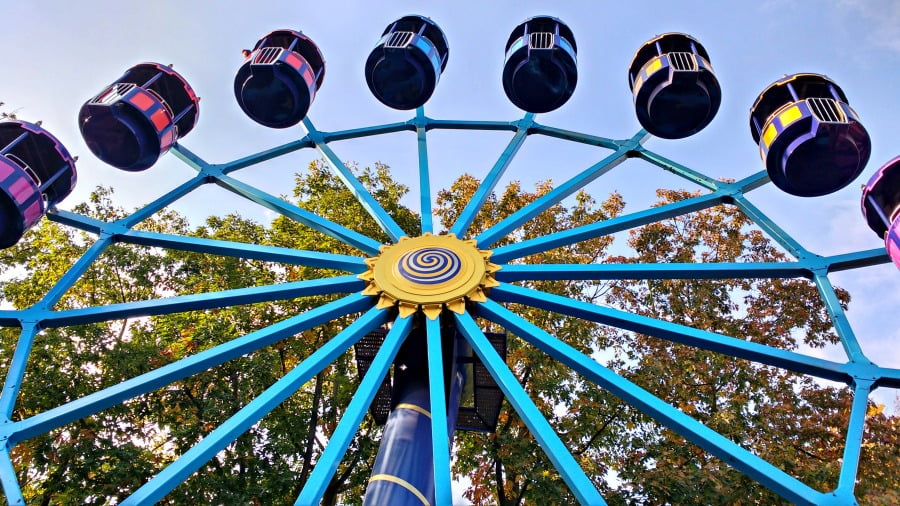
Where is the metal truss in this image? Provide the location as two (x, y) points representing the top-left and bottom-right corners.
(0, 108), (896, 505)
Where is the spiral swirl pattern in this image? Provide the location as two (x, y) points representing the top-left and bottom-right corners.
(398, 247), (462, 284)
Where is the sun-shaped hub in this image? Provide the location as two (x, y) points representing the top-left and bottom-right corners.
(359, 233), (500, 320)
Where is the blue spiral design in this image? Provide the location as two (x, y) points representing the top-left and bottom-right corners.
(398, 247), (462, 284)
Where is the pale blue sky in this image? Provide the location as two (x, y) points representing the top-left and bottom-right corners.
(2, 0), (897, 426)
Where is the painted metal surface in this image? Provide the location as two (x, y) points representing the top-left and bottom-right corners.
(78, 63), (199, 171)
(0, 106), (893, 506)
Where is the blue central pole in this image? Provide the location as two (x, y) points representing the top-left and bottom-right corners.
(364, 323), (466, 505)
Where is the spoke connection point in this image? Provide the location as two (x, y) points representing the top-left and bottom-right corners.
(358, 233), (500, 320)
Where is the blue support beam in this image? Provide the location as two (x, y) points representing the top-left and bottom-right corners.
(490, 283), (853, 384)
(320, 121), (413, 143)
(528, 123), (620, 150)
(633, 146), (722, 191)
(214, 173), (383, 255)
(295, 316), (414, 505)
(39, 237), (114, 310)
(825, 248), (890, 272)
(122, 306), (389, 505)
(474, 299), (827, 505)
(453, 311), (607, 505)
(217, 138), (316, 174)
(491, 192), (726, 263)
(812, 271), (872, 365)
(416, 108), (434, 234)
(47, 208), (121, 236)
(496, 261), (812, 281)
(0, 323), (40, 420)
(38, 275), (364, 328)
(450, 113), (534, 238)
(170, 143), (214, 173)
(121, 230), (367, 272)
(119, 173), (210, 229)
(426, 317), (452, 505)
(426, 118), (523, 132)
(302, 117), (408, 242)
(833, 379), (875, 501)
(0, 448), (24, 505)
(2, 293), (373, 445)
(732, 195), (810, 260)
(476, 145), (631, 248)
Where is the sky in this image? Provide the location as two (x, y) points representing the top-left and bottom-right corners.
(2, 0), (899, 489)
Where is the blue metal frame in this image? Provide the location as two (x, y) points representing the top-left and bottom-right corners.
(0, 106), (895, 505)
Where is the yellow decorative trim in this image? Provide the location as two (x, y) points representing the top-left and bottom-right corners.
(358, 233), (500, 320)
(446, 297), (467, 315)
(368, 474), (431, 506)
(421, 303), (443, 321)
(395, 403), (432, 418)
(778, 104), (803, 128)
(645, 56), (663, 76)
(761, 123), (778, 148)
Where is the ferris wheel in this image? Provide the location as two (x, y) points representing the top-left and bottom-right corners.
(0, 12), (898, 506)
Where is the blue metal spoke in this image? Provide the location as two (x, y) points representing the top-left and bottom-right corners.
(425, 317), (452, 505)
(295, 316), (413, 505)
(494, 252), (890, 283)
(426, 118), (523, 132)
(812, 271), (871, 364)
(834, 379), (875, 499)
(0, 449), (24, 506)
(47, 208), (114, 236)
(215, 173), (383, 255)
(474, 299), (827, 505)
(0, 312), (19, 327)
(732, 195), (810, 260)
(39, 275), (364, 328)
(825, 248), (890, 272)
(634, 146), (722, 191)
(219, 138), (315, 174)
(170, 143), (213, 173)
(877, 368), (900, 389)
(0, 323), (39, 420)
(476, 146), (631, 248)
(529, 123), (620, 150)
(496, 261), (812, 281)
(733, 169), (772, 193)
(3, 293), (373, 445)
(491, 283), (852, 384)
(121, 230), (367, 272)
(40, 237), (114, 310)
(453, 311), (606, 505)
(123, 306), (388, 506)
(449, 113), (534, 238)
(416, 108), (434, 234)
(491, 192), (726, 263)
(118, 174), (209, 229)
(322, 121), (413, 143)
(302, 117), (407, 242)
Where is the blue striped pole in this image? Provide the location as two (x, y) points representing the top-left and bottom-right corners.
(364, 324), (467, 506)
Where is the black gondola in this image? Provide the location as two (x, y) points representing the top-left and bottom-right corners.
(234, 30), (325, 128)
(364, 15), (449, 110)
(79, 63), (199, 171)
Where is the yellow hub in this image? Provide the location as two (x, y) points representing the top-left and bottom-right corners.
(358, 233), (500, 320)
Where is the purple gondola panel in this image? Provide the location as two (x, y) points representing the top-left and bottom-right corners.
(0, 120), (76, 247)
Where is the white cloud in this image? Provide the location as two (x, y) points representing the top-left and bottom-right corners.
(837, 0), (900, 55)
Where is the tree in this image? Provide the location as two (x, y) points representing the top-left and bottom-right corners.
(0, 165), (896, 505)
(602, 189), (900, 504)
(0, 161), (418, 505)
(437, 182), (900, 505)
(436, 174), (627, 505)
